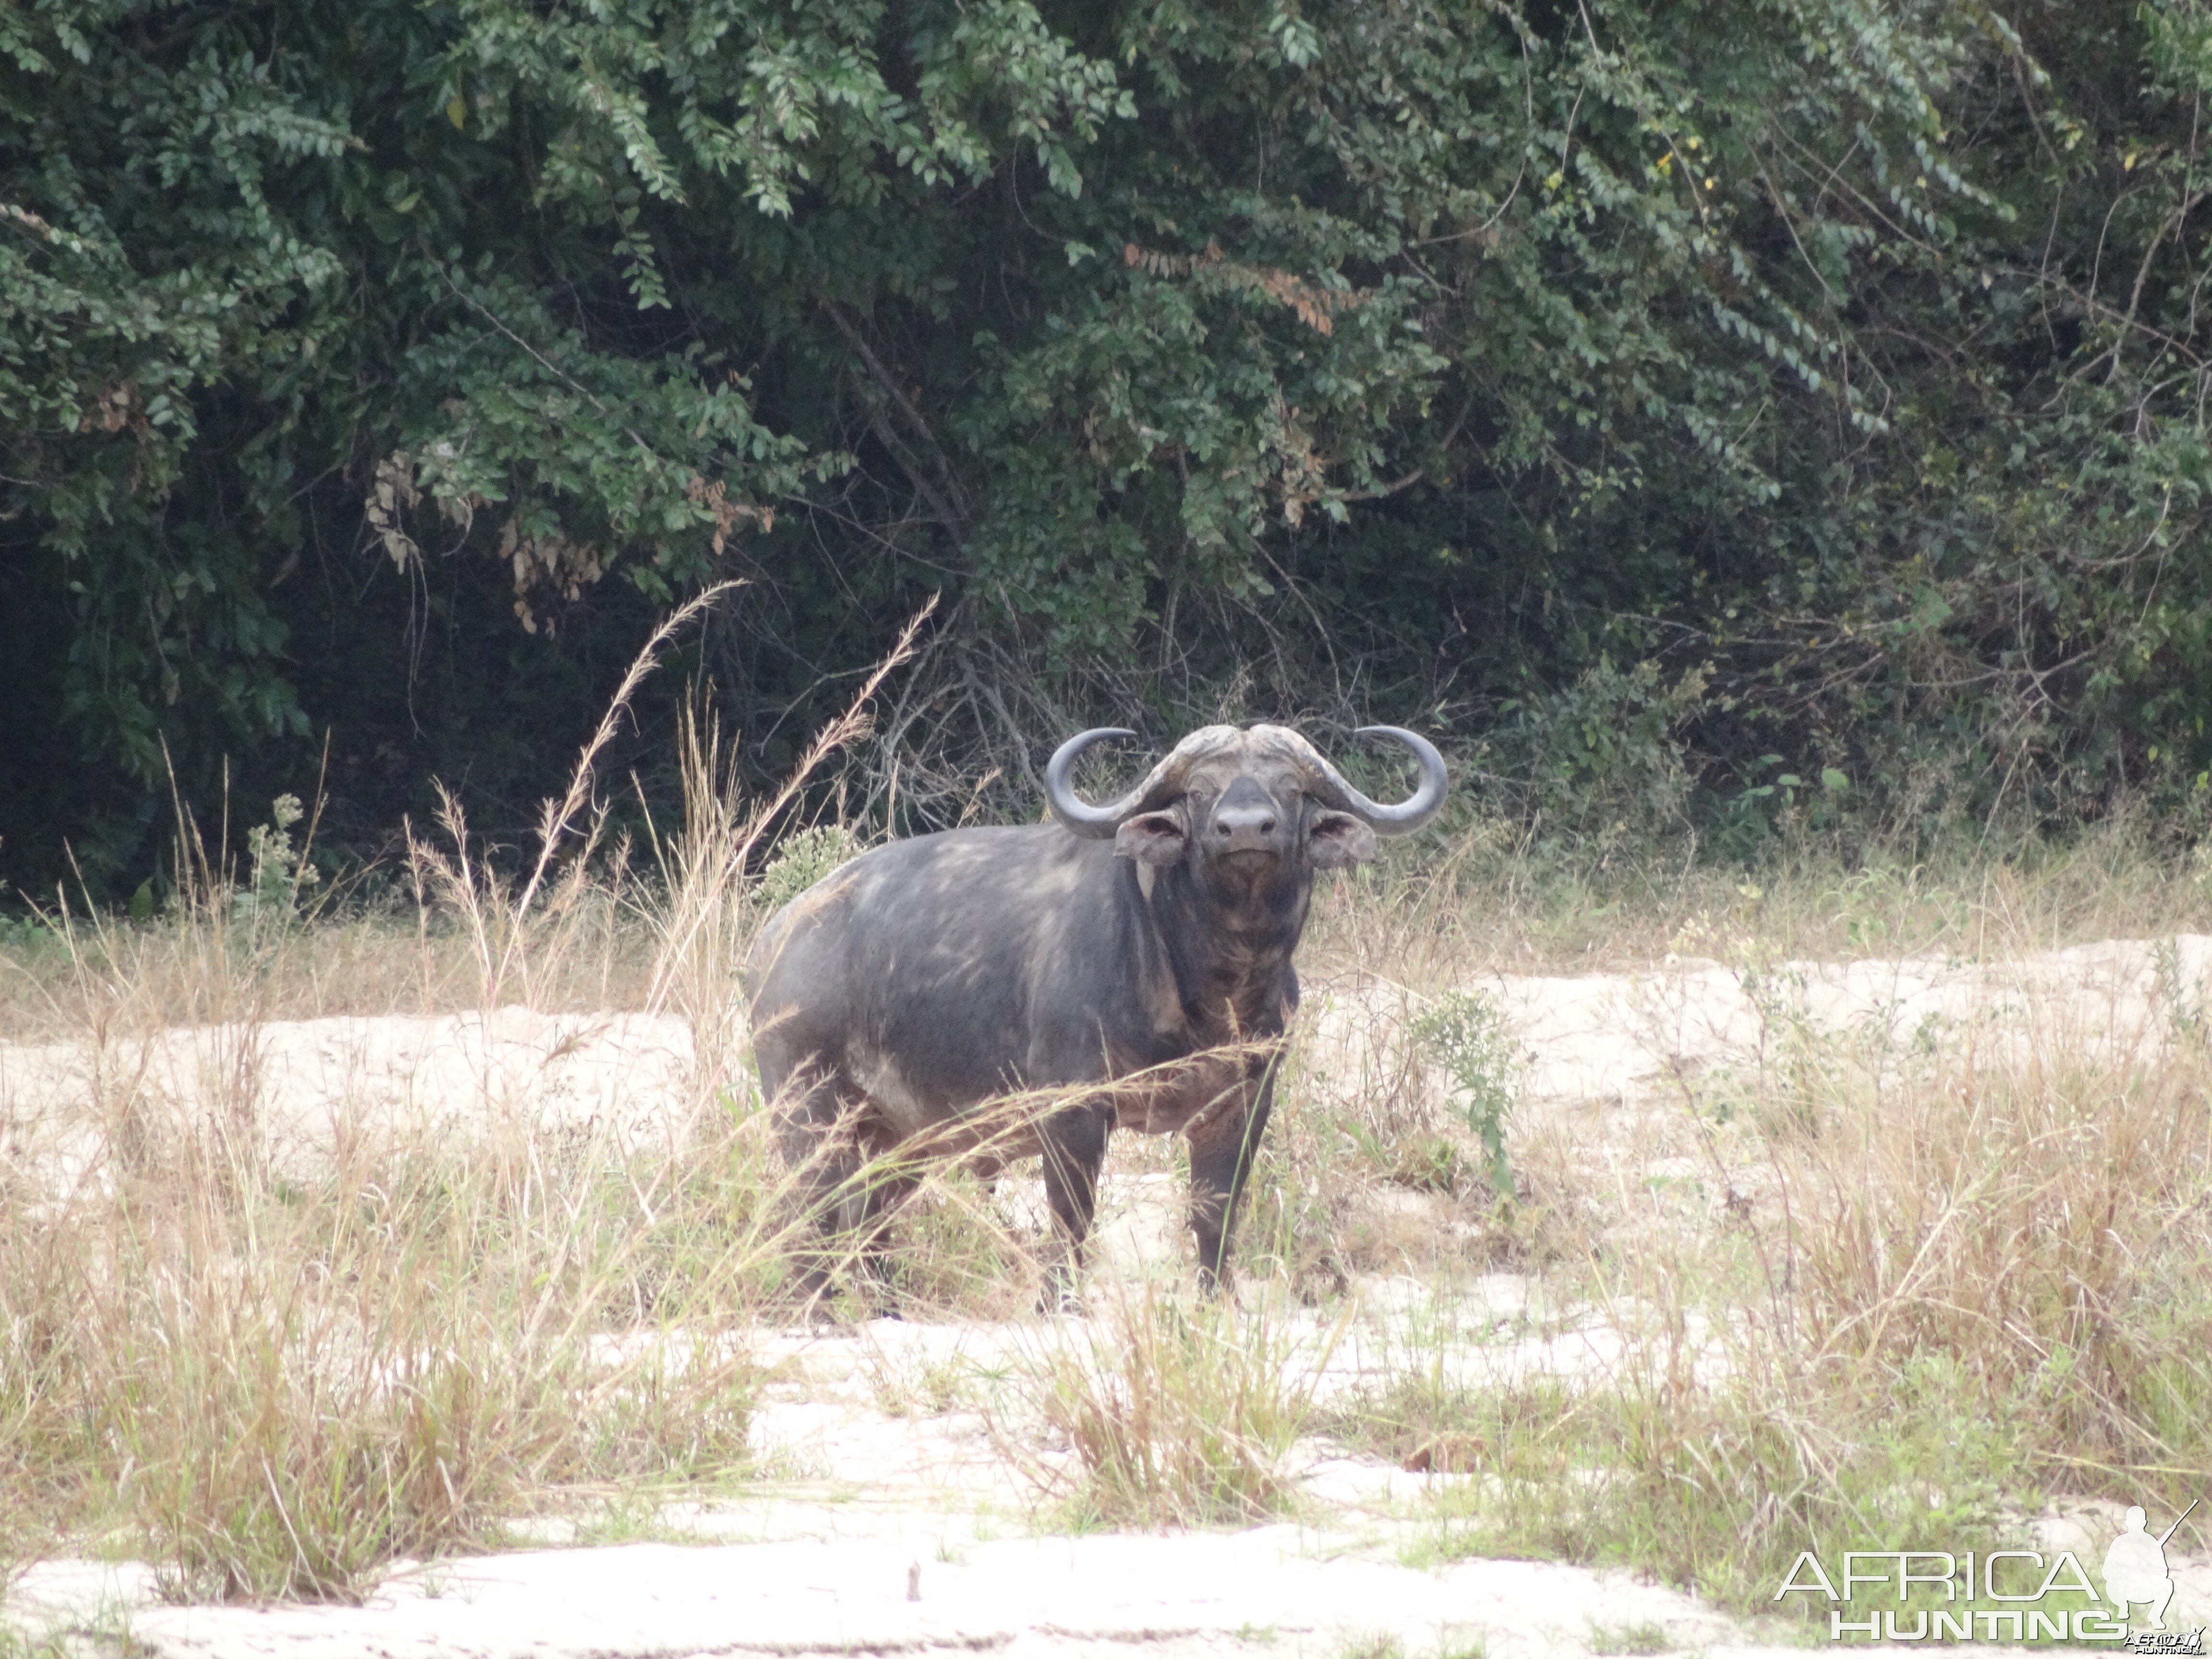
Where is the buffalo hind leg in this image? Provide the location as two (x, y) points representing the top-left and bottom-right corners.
(1188, 1057), (1279, 1293)
(775, 1063), (904, 1317)
(1038, 1104), (1112, 1311)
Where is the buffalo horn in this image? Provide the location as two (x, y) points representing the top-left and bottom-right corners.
(1045, 725), (1244, 837)
(1044, 728), (1141, 837)
(1294, 725), (1448, 835)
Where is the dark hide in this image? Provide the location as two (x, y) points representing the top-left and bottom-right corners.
(743, 725), (1404, 1309)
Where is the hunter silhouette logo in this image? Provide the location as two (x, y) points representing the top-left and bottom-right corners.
(2104, 1501), (2197, 1633)
(1775, 1495), (2203, 1645)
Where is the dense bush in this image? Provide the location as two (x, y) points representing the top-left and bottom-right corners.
(5, 0), (2212, 899)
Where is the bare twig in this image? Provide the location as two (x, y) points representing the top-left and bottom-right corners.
(823, 303), (972, 536)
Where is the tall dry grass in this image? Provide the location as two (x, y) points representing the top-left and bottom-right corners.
(0, 592), (962, 1601)
(0, 877), (771, 1598)
(995, 1277), (1338, 1529)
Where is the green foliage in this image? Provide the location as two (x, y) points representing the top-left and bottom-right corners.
(1395, 1370), (2032, 1616)
(234, 794), (318, 929)
(753, 823), (861, 914)
(1411, 989), (1519, 1199)
(11, 0), (2212, 897)
(0, 913), (60, 956)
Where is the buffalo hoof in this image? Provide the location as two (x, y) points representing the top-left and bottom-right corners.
(1038, 1265), (1086, 1315)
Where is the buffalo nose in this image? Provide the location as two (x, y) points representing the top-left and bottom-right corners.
(1212, 805), (1277, 852)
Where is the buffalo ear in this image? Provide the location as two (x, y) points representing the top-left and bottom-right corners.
(1307, 810), (1377, 868)
(1115, 810), (1188, 866)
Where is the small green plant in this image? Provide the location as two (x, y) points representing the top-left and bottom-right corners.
(1389, 1130), (1467, 1194)
(1326, 1357), (1549, 1477)
(234, 793), (320, 928)
(2152, 934), (2209, 1045)
(0, 889), (55, 943)
(754, 823), (861, 914)
(863, 1347), (976, 1419)
(1587, 1620), (1673, 1655)
(1412, 990), (1519, 1199)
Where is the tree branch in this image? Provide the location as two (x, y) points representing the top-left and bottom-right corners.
(824, 302), (972, 536)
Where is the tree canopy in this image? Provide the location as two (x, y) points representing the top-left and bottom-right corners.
(6, 0), (2212, 896)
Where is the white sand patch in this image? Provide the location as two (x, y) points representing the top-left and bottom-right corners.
(0, 1006), (697, 1192)
(8, 1529), (1794, 1659)
(1304, 932), (2212, 1116)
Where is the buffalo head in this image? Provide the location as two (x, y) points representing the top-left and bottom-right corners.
(1042, 723), (1446, 878)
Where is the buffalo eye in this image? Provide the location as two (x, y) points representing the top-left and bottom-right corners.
(1306, 810), (1377, 868)
(1115, 810), (1189, 866)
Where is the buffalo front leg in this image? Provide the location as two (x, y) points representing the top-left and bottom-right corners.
(1038, 1103), (1112, 1311)
(1187, 1053), (1280, 1293)
(853, 1167), (920, 1320)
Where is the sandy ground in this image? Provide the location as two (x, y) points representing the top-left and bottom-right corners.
(7, 938), (2212, 1656)
(0, 1006), (698, 1190)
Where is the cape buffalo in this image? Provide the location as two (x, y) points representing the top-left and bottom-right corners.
(743, 722), (1446, 1307)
